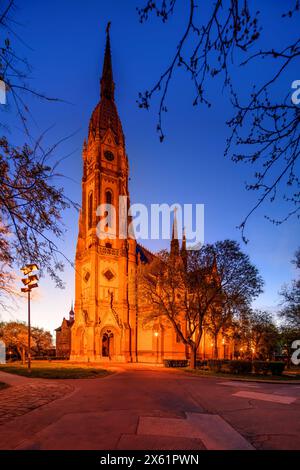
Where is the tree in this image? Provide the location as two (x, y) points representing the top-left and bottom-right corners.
(278, 325), (300, 367)
(0, 321), (33, 363)
(137, 1), (300, 234)
(0, 321), (53, 362)
(0, 2), (78, 299)
(280, 248), (300, 328)
(140, 240), (263, 367)
(249, 310), (279, 360)
(206, 300), (234, 359)
(232, 309), (279, 359)
(31, 327), (53, 355)
(0, 137), (77, 291)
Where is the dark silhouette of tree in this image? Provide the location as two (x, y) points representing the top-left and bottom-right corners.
(0, 137), (78, 293)
(137, 1), (300, 236)
(279, 325), (300, 366)
(280, 248), (300, 328)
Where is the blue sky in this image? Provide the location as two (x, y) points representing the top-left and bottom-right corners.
(1, 0), (299, 335)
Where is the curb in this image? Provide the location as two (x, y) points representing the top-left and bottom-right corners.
(182, 369), (300, 385)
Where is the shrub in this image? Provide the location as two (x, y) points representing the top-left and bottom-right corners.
(207, 360), (230, 373)
(163, 359), (188, 368)
(269, 361), (285, 376)
(253, 361), (270, 375)
(196, 360), (208, 369)
(228, 360), (252, 375)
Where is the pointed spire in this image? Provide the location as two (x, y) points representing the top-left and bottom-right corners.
(181, 227), (187, 267)
(101, 22), (115, 100)
(170, 209), (180, 257)
(69, 300), (75, 322)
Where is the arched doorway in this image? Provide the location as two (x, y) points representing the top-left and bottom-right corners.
(102, 330), (114, 358)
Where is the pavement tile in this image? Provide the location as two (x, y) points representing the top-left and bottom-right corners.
(138, 413), (254, 450)
(117, 434), (206, 450)
(232, 391), (297, 405)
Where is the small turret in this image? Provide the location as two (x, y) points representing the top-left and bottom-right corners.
(69, 301), (75, 323)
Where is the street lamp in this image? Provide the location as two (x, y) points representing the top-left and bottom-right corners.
(21, 263), (39, 372)
(154, 330), (159, 363)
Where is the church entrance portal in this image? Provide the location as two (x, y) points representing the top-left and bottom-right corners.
(102, 330), (114, 358)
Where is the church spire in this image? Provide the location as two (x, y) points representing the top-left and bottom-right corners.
(181, 227), (187, 268)
(69, 300), (75, 322)
(170, 209), (180, 257)
(101, 22), (115, 100)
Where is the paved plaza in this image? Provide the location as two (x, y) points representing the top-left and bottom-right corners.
(0, 366), (299, 450)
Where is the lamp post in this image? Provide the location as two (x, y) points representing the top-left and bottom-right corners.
(21, 263), (39, 373)
(154, 331), (159, 363)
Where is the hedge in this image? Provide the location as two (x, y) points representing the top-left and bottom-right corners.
(253, 361), (270, 375)
(164, 359), (285, 376)
(253, 361), (285, 376)
(227, 360), (253, 375)
(163, 359), (188, 368)
(207, 360), (230, 372)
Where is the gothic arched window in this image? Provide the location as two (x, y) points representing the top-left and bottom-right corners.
(105, 190), (113, 228)
(105, 190), (113, 205)
(88, 191), (93, 229)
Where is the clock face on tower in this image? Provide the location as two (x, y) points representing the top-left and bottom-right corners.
(104, 150), (114, 162)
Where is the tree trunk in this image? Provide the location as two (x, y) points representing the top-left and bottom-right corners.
(214, 336), (218, 359)
(189, 345), (197, 369)
(21, 347), (25, 365)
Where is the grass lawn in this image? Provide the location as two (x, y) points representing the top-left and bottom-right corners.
(0, 362), (112, 379)
(183, 368), (300, 382)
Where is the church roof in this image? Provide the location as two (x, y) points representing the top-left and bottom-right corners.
(136, 243), (156, 264)
(88, 24), (124, 145)
(55, 317), (74, 332)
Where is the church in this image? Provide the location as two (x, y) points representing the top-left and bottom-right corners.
(56, 26), (232, 363)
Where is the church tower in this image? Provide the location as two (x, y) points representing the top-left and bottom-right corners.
(71, 25), (137, 362)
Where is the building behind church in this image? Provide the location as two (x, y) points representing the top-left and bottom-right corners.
(55, 304), (74, 358)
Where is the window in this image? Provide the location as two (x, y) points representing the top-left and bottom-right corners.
(88, 192), (93, 229)
(105, 190), (113, 205)
(105, 190), (113, 227)
(104, 150), (114, 162)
